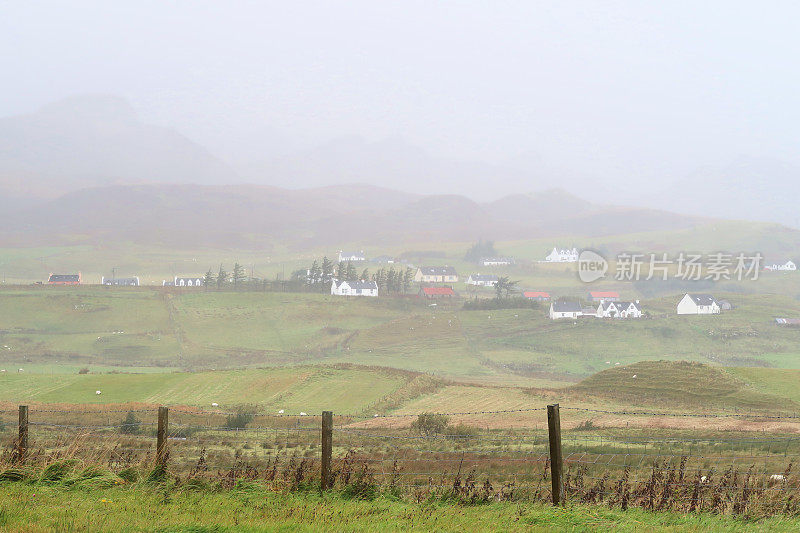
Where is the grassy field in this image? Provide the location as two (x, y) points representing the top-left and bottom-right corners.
(2, 286), (799, 385)
(1, 484), (798, 532)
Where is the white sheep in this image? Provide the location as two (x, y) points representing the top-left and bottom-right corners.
(278, 409), (284, 414)
(211, 402), (219, 407)
(632, 375), (637, 379)
(770, 474), (786, 482)
(299, 412), (307, 416)
(95, 390), (102, 395)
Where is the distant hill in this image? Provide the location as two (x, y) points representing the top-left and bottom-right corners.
(0, 95), (238, 199)
(0, 183), (703, 249)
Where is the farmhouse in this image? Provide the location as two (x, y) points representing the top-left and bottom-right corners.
(419, 287), (455, 299)
(338, 250), (366, 262)
(677, 293), (720, 315)
(480, 257), (514, 266)
(545, 247), (579, 262)
(523, 291), (550, 301)
(764, 260), (797, 271)
(414, 266), (458, 283)
(597, 300), (643, 318)
(588, 291), (620, 302)
(47, 273), (81, 285)
(466, 274), (499, 287)
(165, 277), (204, 287)
(331, 279), (378, 297)
(101, 277), (140, 286)
(549, 299), (582, 320)
(371, 255), (395, 264)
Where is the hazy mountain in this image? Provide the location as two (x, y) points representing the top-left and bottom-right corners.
(646, 157), (800, 227)
(0, 95), (238, 199)
(0, 183), (701, 249)
(240, 135), (545, 198)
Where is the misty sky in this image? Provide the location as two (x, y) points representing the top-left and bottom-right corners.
(2, 1), (800, 198)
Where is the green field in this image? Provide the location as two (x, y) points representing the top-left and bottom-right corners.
(2, 484), (797, 532)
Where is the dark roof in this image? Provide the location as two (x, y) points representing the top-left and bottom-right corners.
(552, 299), (582, 313)
(469, 274), (499, 282)
(419, 266), (457, 276)
(687, 294), (717, 306)
(48, 274), (80, 283)
(335, 280), (377, 290)
(102, 277), (139, 285)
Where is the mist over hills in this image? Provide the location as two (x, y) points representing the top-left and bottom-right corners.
(0, 94), (797, 250)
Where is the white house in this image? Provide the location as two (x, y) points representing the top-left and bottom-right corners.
(549, 299), (582, 320)
(331, 279), (378, 297)
(338, 250), (366, 262)
(480, 257), (514, 266)
(597, 301), (643, 318)
(102, 277), (140, 286)
(545, 247), (579, 263)
(164, 277), (204, 287)
(765, 260), (797, 271)
(677, 293), (720, 315)
(466, 274), (499, 287)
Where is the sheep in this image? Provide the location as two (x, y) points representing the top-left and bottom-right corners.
(95, 390), (102, 395)
(299, 412), (307, 416)
(632, 375), (637, 379)
(278, 409), (284, 414)
(770, 474), (786, 483)
(211, 402), (219, 407)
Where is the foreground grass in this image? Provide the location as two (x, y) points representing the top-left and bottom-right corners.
(0, 484), (798, 532)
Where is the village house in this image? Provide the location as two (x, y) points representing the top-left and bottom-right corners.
(164, 277), (204, 287)
(677, 293), (720, 315)
(419, 286), (455, 299)
(414, 266), (458, 283)
(101, 277), (140, 286)
(549, 299), (582, 320)
(764, 260), (797, 271)
(466, 274), (499, 287)
(331, 279), (378, 297)
(597, 300), (643, 318)
(523, 291), (550, 301)
(545, 247), (579, 262)
(370, 255), (395, 264)
(480, 257), (514, 266)
(338, 250), (366, 262)
(47, 273), (81, 285)
(588, 291), (620, 302)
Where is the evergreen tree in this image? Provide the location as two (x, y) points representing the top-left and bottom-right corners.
(335, 261), (346, 280)
(232, 262), (246, 287)
(360, 268), (369, 281)
(402, 267), (414, 293)
(309, 260), (322, 284)
(387, 267), (397, 293)
(321, 257), (334, 284)
(346, 261), (358, 281)
(217, 264), (228, 289)
(203, 269), (216, 289)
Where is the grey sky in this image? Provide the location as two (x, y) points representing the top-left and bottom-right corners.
(2, 1), (799, 198)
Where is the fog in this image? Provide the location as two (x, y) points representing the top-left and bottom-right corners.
(2, 1), (800, 218)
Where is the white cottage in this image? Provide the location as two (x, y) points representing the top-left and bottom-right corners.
(466, 274), (499, 287)
(167, 276), (204, 287)
(545, 247), (579, 263)
(338, 250), (366, 262)
(549, 299), (582, 320)
(597, 301), (643, 318)
(676, 294), (720, 315)
(331, 279), (378, 297)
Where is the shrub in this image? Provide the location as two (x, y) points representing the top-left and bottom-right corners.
(77, 368), (90, 375)
(225, 405), (257, 430)
(411, 413), (449, 436)
(120, 411), (141, 435)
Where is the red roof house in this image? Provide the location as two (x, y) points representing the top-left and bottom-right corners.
(523, 291), (550, 300)
(420, 287), (455, 298)
(588, 291), (619, 302)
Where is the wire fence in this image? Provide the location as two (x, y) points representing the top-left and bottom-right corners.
(3, 404), (800, 516)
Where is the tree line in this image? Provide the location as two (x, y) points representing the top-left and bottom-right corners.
(293, 257), (417, 294)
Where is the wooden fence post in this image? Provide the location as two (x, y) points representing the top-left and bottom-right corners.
(156, 406), (169, 468)
(17, 405), (28, 463)
(321, 411), (333, 490)
(547, 403), (564, 505)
